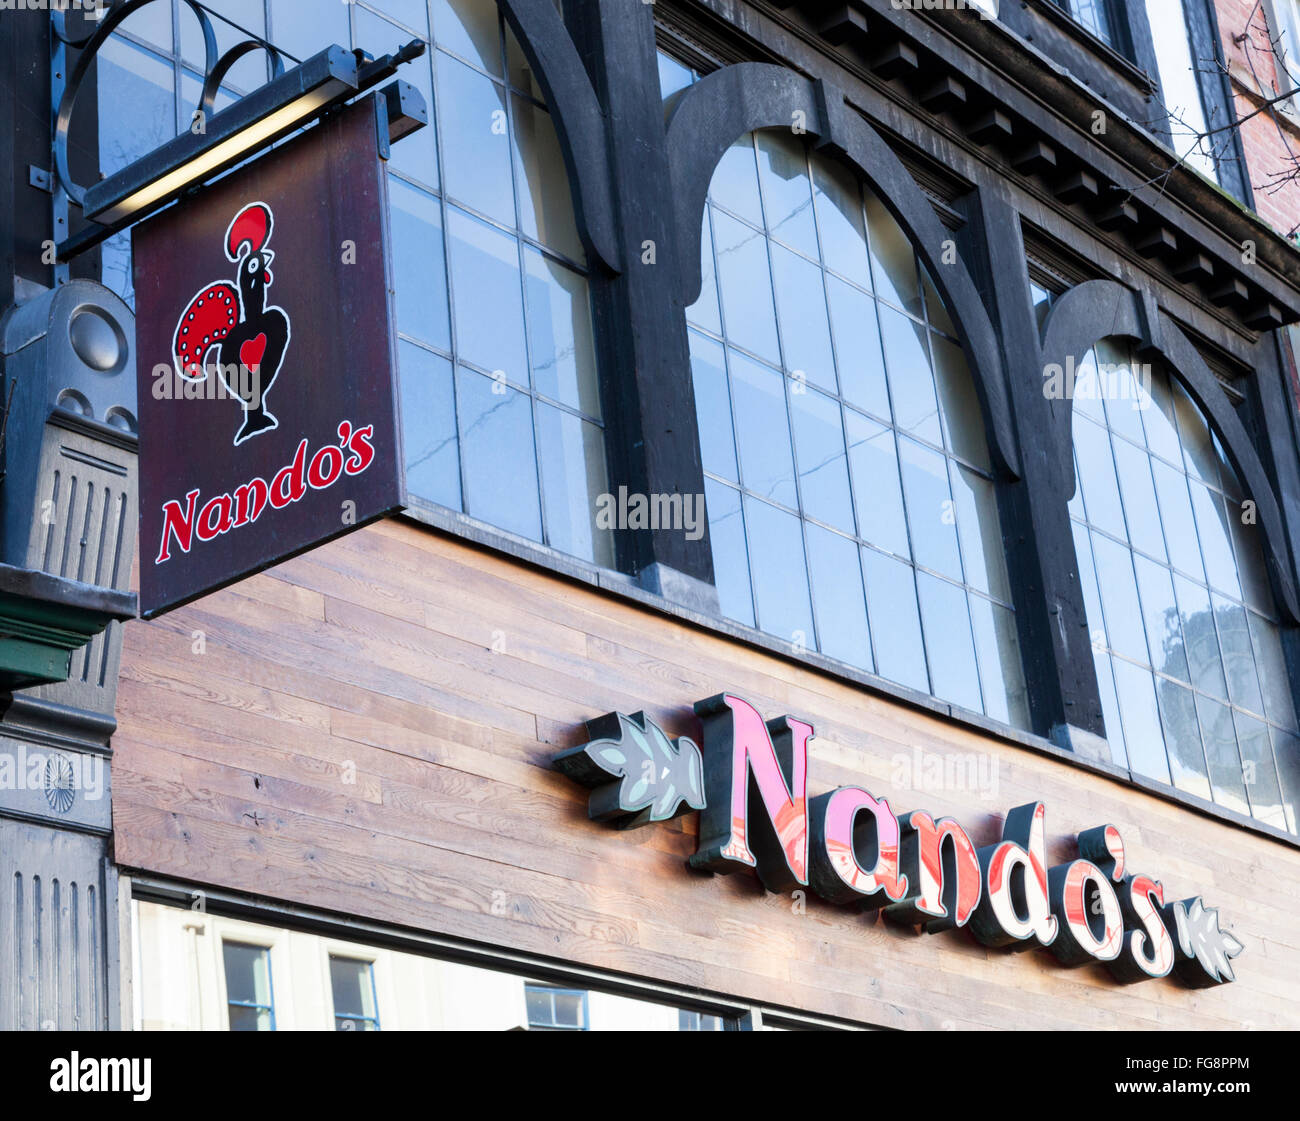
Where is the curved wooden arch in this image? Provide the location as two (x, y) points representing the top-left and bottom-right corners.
(498, 0), (620, 273)
(1041, 279), (1300, 623)
(664, 63), (1020, 478)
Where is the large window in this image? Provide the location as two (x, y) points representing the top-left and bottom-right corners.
(92, 0), (611, 567)
(222, 940), (275, 1030)
(1070, 340), (1300, 834)
(1141, 0), (1222, 182)
(684, 119), (1028, 726)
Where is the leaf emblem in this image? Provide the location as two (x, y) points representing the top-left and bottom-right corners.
(1165, 896), (1244, 986)
(554, 711), (706, 829)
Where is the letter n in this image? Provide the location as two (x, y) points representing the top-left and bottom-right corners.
(688, 693), (810, 892)
(883, 811), (983, 933)
(155, 490), (201, 563)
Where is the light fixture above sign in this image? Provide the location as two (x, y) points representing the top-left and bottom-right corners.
(50, 1), (427, 261)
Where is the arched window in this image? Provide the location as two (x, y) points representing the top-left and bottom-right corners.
(688, 127), (1028, 727)
(93, 0), (611, 567)
(1070, 340), (1300, 833)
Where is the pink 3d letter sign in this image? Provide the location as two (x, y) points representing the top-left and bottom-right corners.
(556, 695), (1244, 989)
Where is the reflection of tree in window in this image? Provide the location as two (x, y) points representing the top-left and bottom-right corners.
(1070, 339), (1300, 834)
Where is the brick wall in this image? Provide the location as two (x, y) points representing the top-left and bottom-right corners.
(1215, 0), (1300, 239)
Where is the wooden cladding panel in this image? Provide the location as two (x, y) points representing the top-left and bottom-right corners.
(112, 521), (1300, 1028)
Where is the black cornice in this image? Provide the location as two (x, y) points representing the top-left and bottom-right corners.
(750, 0), (1300, 327)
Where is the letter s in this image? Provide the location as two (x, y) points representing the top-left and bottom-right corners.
(345, 424), (376, 475)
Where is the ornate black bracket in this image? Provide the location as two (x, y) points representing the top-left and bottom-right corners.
(497, 0), (620, 274)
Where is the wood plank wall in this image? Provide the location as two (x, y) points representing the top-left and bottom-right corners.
(111, 519), (1300, 1028)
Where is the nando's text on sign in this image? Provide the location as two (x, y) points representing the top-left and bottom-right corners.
(132, 95), (405, 617)
(556, 696), (1244, 989)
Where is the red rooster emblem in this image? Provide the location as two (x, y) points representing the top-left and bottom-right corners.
(173, 202), (291, 446)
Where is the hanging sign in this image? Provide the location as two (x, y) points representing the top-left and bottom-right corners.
(555, 694), (1244, 989)
(132, 95), (405, 617)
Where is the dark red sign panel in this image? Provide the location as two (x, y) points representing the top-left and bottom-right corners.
(133, 97), (404, 617)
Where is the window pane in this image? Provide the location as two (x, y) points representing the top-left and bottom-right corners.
(862, 548), (928, 693)
(1189, 484), (1242, 598)
(690, 212), (724, 334)
(899, 438), (962, 582)
(1112, 442), (1166, 562)
(950, 464), (1009, 601)
(754, 131), (819, 259)
(1139, 367), (1183, 465)
(805, 525), (872, 670)
(730, 353), (796, 508)
(931, 337), (989, 471)
(1111, 659), (1171, 783)
(438, 55), (515, 224)
(355, 8), (437, 187)
(536, 404), (612, 567)
(1214, 596), (1265, 716)
(389, 180), (451, 351)
(1270, 726), (1300, 834)
(879, 308), (941, 448)
(1133, 554), (1189, 682)
(1155, 678), (1211, 800)
(269, 0), (348, 62)
(1174, 574), (1228, 700)
(96, 39), (176, 178)
(433, 0), (505, 75)
(330, 958), (377, 1021)
(1197, 695), (1249, 813)
(826, 277), (889, 420)
(1090, 533), (1149, 664)
(968, 595), (1029, 727)
(657, 51), (694, 101)
(771, 244), (836, 393)
(712, 211), (780, 364)
(918, 575), (982, 712)
(791, 388), (853, 534)
(1151, 458), (1205, 582)
(743, 498), (813, 644)
(456, 367), (542, 541)
(223, 943), (270, 1006)
(921, 268), (957, 337)
(689, 332), (738, 482)
(447, 208), (528, 384)
(706, 480), (754, 627)
(399, 344), (461, 511)
(1073, 417), (1126, 539)
(1235, 712), (1287, 829)
(513, 97), (583, 261)
(709, 136), (764, 227)
(811, 158), (870, 288)
(845, 412), (910, 560)
(524, 249), (598, 415)
(1228, 507), (1272, 613)
(1249, 613), (1297, 729)
(864, 194), (921, 316)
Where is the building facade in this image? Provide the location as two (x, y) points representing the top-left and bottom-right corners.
(3, 0), (1300, 1030)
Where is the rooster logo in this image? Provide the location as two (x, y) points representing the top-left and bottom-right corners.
(173, 202), (291, 446)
